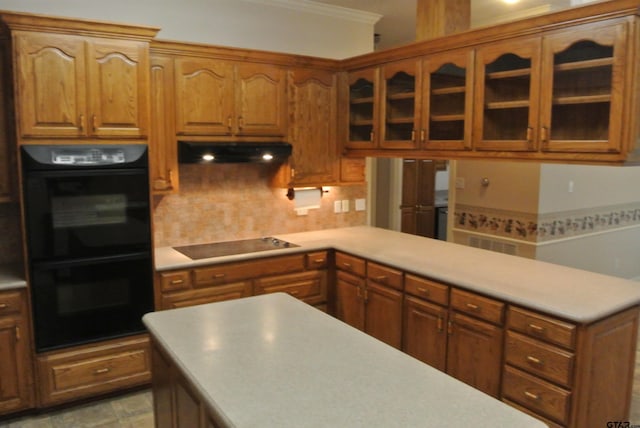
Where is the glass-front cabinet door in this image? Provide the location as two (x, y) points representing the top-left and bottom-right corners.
(346, 68), (379, 150)
(539, 22), (627, 153)
(381, 60), (419, 149)
(422, 49), (474, 151)
(474, 38), (542, 151)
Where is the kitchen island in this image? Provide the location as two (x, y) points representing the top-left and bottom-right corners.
(143, 293), (546, 427)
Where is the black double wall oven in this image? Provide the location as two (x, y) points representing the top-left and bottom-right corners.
(21, 145), (154, 352)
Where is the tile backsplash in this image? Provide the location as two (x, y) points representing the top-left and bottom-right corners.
(152, 164), (367, 247)
(0, 203), (23, 265)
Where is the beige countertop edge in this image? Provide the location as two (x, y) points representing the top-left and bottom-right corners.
(0, 264), (27, 291)
(154, 226), (640, 324)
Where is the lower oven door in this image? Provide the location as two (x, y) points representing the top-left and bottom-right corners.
(30, 253), (154, 352)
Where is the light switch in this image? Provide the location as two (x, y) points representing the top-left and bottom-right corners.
(355, 198), (366, 211)
(455, 177), (465, 189)
(341, 200), (350, 212)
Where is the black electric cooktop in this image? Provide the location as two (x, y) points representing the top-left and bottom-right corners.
(173, 237), (299, 260)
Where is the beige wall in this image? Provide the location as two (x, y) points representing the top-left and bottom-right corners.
(0, 0), (375, 59)
(153, 164), (367, 247)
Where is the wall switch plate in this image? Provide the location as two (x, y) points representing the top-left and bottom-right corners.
(341, 199), (350, 212)
(334, 201), (342, 213)
(455, 177), (465, 189)
(355, 198), (366, 211)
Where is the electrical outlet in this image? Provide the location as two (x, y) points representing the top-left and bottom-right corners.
(455, 177), (465, 189)
(334, 200), (342, 213)
(341, 200), (350, 212)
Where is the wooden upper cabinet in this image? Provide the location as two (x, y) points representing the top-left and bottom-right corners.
(539, 21), (627, 153)
(14, 32), (149, 140)
(381, 59), (420, 149)
(474, 36), (542, 152)
(149, 54), (178, 194)
(15, 32), (87, 138)
(175, 58), (286, 138)
(175, 57), (235, 136)
(86, 38), (149, 138)
(345, 67), (379, 149)
(422, 49), (474, 151)
(235, 63), (286, 137)
(282, 68), (338, 186)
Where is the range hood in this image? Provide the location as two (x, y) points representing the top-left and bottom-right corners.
(178, 141), (292, 164)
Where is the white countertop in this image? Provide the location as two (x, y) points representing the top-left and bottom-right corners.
(0, 264), (27, 291)
(155, 226), (640, 323)
(143, 293), (546, 428)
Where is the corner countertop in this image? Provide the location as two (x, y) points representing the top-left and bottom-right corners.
(0, 264), (27, 291)
(154, 226), (640, 323)
(143, 293), (546, 428)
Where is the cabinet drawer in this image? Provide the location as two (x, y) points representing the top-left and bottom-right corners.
(335, 252), (366, 277)
(254, 271), (326, 305)
(161, 281), (252, 310)
(0, 290), (23, 316)
(505, 331), (574, 388)
(508, 307), (576, 350)
(193, 254), (305, 286)
(306, 251), (329, 269)
(451, 289), (504, 325)
(159, 271), (191, 292)
(405, 274), (448, 306)
(502, 366), (571, 425)
(37, 335), (151, 406)
(367, 262), (403, 290)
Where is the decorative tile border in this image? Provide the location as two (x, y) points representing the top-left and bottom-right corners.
(537, 202), (640, 242)
(453, 204), (538, 242)
(454, 202), (640, 243)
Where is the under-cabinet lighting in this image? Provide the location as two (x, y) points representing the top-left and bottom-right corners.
(503, 0), (519, 4)
(202, 154), (215, 162)
(262, 153), (274, 161)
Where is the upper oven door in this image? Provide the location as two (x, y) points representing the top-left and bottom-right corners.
(22, 148), (151, 262)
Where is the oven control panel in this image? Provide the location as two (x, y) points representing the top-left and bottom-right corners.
(52, 148), (126, 165)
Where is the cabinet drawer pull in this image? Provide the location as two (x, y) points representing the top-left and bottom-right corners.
(411, 129), (416, 142)
(92, 115), (98, 132)
(0, 303), (7, 309)
(417, 287), (430, 296)
(526, 126), (533, 143)
(313, 259), (325, 264)
(213, 274), (226, 279)
(375, 275), (387, 282)
(370, 131), (374, 142)
(524, 391), (539, 401)
(79, 114), (85, 132)
(526, 355), (543, 366)
(420, 129), (426, 143)
(437, 316), (443, 332)
(227, 116), (233, 130)
(170, 279), (184, 285)
(528, 323), (545, 334)
(466, 303), (480, 311)
(342, 262), (352, 269)
(289, 290), (300, 296)
(238, 116), (244, 129)
(541, 126), (549, 143)
(94, 367), (111, 375)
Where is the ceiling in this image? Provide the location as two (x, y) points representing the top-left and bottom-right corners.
(312, 0), (598, 50)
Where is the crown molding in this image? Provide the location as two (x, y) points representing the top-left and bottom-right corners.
(239, 0), (382, 25)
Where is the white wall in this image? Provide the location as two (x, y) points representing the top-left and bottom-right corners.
(0, 0), (376, 59)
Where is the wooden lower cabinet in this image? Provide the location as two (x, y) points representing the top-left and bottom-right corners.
(35, 335), (151, 407)
(0, 289), (34, 415)
(156, 252), (330, 311)
(502, 305), (639, 427)
(402, 296), (448, 371)
(365, 281), (403, 349)
(334, 270), (365, 331)
(447, 312), (504, 397)
(152, 342), (222, 428)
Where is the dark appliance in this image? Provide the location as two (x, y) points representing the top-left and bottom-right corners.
(21, 145), (154, 352)
(178, 141), (292, 164)
(173, 237), (299, 260)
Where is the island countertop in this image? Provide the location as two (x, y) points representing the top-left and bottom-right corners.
(155, 226), (640, 324)
(143, 293), (546, 428)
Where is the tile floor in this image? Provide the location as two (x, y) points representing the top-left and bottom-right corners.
(0, 389), (153, 428)
(2, 347), (640, 428)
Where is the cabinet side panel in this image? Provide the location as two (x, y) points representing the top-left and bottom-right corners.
(573, 307), (639, 427)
